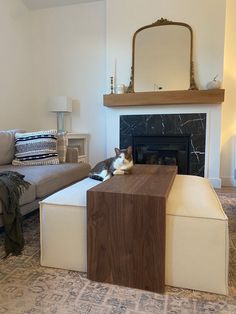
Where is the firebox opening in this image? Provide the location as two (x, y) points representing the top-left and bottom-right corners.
(132, 135), (191, 174)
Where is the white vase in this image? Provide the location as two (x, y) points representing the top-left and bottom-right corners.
(116, 84), (125, 94)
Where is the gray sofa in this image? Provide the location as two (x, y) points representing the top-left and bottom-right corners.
(0, 129), (91, 227)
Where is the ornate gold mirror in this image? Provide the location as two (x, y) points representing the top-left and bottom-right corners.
(128, 18), (197, 92)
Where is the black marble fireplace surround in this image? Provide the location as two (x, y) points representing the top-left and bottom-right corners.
(120, 113), (206, 177)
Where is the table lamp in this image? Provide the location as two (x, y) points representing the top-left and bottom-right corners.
(49, 96), (72, 133)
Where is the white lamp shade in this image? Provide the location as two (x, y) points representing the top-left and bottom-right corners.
(49, 96), (72, 112)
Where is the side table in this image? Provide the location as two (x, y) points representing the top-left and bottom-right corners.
(66, 133), (89, 163)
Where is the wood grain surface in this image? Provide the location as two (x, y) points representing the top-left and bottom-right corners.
(87, 165), (177, 293)
(103, 89), (225, 107)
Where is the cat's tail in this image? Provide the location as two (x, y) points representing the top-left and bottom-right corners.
(89, 173), (104, 181)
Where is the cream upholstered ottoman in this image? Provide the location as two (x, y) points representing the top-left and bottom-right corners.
(40, 178), (100, 272)
(166, 175), (229, 295)
(40, 174), (229, 295)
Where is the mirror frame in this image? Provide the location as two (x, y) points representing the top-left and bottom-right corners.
(127, 18), (198, 93)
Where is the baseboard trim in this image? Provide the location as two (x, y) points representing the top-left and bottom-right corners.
(221, 177), (236, 187)
(208, 177), (222, 188)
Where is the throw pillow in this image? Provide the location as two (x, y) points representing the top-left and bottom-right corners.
(12, 130), (59, 166)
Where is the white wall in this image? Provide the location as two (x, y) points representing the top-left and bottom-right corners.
(30, 1), (106, 165)
(221, 0), (236, 186)
(0, 0), (34, 130)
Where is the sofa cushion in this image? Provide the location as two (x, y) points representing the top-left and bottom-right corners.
(0, 129), (24, 165)
(12, 130), (59, 166)
(0, 163), (91, 199)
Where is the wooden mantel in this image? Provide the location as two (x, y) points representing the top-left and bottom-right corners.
(103, 89), (225, 107)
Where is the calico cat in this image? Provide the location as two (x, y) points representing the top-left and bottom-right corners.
(89, 146), (133, 181)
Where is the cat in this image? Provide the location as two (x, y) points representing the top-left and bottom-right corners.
(89, 146), (133, 181)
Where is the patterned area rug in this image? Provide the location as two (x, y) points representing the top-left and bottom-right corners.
(0, 191), (236, 313)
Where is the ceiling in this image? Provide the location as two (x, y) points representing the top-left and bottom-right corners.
(22, 0), (102, 10)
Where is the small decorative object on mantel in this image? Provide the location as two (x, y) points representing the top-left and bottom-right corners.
(154, 83), (163, 91)
(116, 84), (126, 94)
(206, 75), (222, 90)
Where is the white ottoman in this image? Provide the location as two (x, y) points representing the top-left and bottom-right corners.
(166, 175), (229, 295)
(40, 174), (229, 295)
(40, 178), (101, 272)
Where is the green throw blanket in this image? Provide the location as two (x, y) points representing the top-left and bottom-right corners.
(0, 171), (30, 257)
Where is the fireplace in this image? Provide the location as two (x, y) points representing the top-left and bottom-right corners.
(120, 113), (206, 177)
(133, 135), (190, 174)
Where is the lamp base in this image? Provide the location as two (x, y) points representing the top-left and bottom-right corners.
(57, 112), (65, 133)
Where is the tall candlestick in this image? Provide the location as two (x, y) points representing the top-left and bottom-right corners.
(110, 76), (114, 94)
(114, 58), (117, 94)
